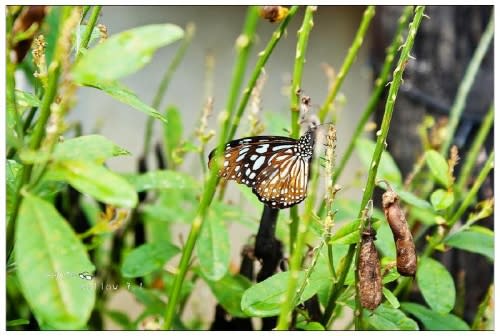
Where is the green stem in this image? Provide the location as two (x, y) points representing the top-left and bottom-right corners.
(77, 5), (101, 57)
(472, 284), (493, 330)
(226, 6), (299, 142)
(440, 10), (494, 155)
(143, 22), (195, 156)
(456, 105), (493, 192)
(163, 6), (298, 330)
(321, 6), (426, 327)
(289, 5), (316, 256)
(448, 151), (494, 225)
(318, 6), (375, 123)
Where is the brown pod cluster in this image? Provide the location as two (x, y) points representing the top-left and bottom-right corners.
(357, 227), (382, 310)
(382, 186), (417, 276)
(259, 6), (289, 23)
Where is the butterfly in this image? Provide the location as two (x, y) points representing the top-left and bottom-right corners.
(208, 127), (317, 209)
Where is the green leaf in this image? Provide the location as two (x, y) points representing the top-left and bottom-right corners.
(445, 229), (493, 260)
(123, 170), (198, 192)
(241, 271), (321, 317)
(382, 266), (400, 284)
(74, 24), (102, 52)
(356, 138), (403, 185)
(393, 188), (433, 211)
(424, 150), (449, 188)
(363, 304), (418, 330)
(7, 319), (30, 327)
(15, 194), (95, 329)
(196, 209), (230, 280)
(297, 321), (325, 331)
(82, 80), (166, 122)
(53, 135), (130, 163)
(416, 257), (455, 314)
(72, 24), (183, 82)
(47, 160), (138, 208)
(121, 241), (180, 278)
(6, 160), (23, 222)
(401, 302), (470, 330)
(374, 219), (396, 259)
(164, 105), (183, 162)
(204, 273), (252, 318)
(129, 285), (165, 314)
(430, 189), (454, 211)
(104, 310), (132, 329)
(329, 219), (361, 245)
(382, 287), (400, 309)
(15, 89), (40, 109)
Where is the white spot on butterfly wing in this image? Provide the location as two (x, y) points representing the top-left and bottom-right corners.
(256, 144), (270, 153)
(253, 156), (266, 170)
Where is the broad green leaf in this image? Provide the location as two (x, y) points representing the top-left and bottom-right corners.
(164, 105), (183, 162)
(424, 150), (449, 188)
(241, 271), (322, 317)
(15, 194), (95, 329)
(430, 189), (454, 211)
(445, 229), (493, 260)
(330, 219), (361, 245)
(401, 302), (470, 330)
(355, 138), (403, 184)
(72, 24), (183, 82)
(393, 188), (433, 211)
(123, 170), (198, 192)
(15, 89), (40, 109)
(196, 209), (230, 280)
(382, 266), (400, 284)
(82, 80), (166, 122)
(54, 135), (130, 162)
(363, 304), (418, 330)
(374, 219), (396, 259)
(416, 257), (455, 314)
(383, 287), (400, 309)
(297, 321), (325, 330)
(47, 160), (138, 208)
(204, 273), (252, 318)
(121, 241), (180, 278)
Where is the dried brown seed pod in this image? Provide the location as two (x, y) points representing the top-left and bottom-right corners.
(380, 181), (417, 276)
(357, 227), (382, 310)
(259, 6), (289, 23)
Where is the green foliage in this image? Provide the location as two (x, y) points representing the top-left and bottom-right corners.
(6, 4), (493, 332)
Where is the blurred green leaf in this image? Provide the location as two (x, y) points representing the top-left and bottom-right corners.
(6, 160), (23, 222)
(445, 228), (493, 261)
(47, 160), (138, 208)
(82, 80), (166, 122)
(329, 219), (361, 245)
(163, 272), (193, 301)
(204, 273), (252, 318)
(356, 138), (402, 185)
(374, 219), (396, 259)
(416, 257), (455, 314)
(430, 189), (454, 211)
(15, 193), (95, 329)
(401, 302), (470, 330)
(393, 188), (433, 211)
(383, 287), (400, 309)
(363, 304), (418, 330)
(54, 135), (130, 163)
(72, 24), (184, 82)
(196, 209), (230, 281)
(104, 310), (132, 330)
(123, 170), (198, 192)
(164, 105), (183, 163)
(7, 319), (30, 327)
(129, 285), (165, 314)
(424, 150), (449, 188)
(382, 266), (400, 284)
(74, 24), (101, 52)
(15, 90), (40, 109)
(241, 271), (321, 317)
(121, 241), (180, 278)
(297, 321), (325, 330)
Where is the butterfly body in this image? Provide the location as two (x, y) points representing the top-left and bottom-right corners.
(208, 129), (316, 209)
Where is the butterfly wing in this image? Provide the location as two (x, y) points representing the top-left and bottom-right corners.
(208, 136), (310, 208)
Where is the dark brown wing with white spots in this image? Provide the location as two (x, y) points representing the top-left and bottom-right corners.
(208, 130), (315, 209)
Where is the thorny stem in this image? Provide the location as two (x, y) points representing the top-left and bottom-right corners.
(143, 23), (195, 156)
(163, 7), (299, 330)
(318, 6), (375, 123)
(456, 105), (493, 192)
(289, 5), (316, 256)
(77, 5), (101, 57)
(321, 6), (426, 327)
(440, 10), (494, 156)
